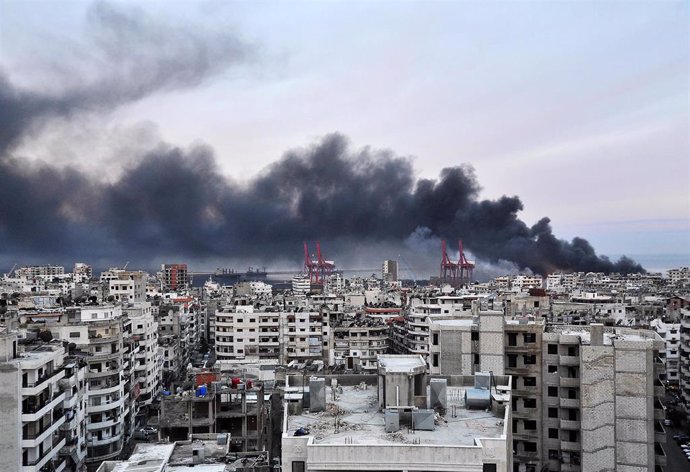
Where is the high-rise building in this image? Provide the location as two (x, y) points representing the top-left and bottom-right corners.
(382, 259), (398, 283)
(160, 264), (189, 292)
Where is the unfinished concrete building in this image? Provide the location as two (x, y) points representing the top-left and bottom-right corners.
(540, 324), (666, 472)
(159, 380), (267, 454)
(505, 317), (545, 470)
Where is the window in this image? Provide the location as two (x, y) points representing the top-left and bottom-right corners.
(548, 449), (559, 460)
(508, 355), (517, 368)
(548, 344), (558, 355)
(524, 420), (537, 430)
(523, 398), (536, 409)
(524, 355), (537, 365)
(474, 354), (480, 365)
(524, 376), (536, 387)
(471, 331), (479, 341)
(433, 354), (439, 367)
(548, 386), (558, 397)
(548, 364), (558, 373)
(432, 333), (439, 345)
(548, 407), (558, 418)
(508, 333), (517, 346)
(483, 465), (497, 472)
(292, 461), (306, 472)
(69, 332), (80, 338)
(523, 333), (536, 343)
(524, 441), (537, 452)
(548, 428), (559, 439)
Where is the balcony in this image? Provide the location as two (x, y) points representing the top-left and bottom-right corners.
(559, 355), (579, 366)
(560, 398), (580, 409)
(88, 333), (120, 344)
(88, 351), (120, 361)
(87, 415), (119, 431)
(89, 432), (122, 447)
(560, 419), (581, 430)
(22, 392), (66, 423)
(22, 415), (66, 447)
(561, 440), (580, 452)
(22, 369), (65, 397)
(86, 367), (121, 379)
(89, 380), (121, 395)
(655, 442), (666, 467)
(87, 395), (124, 413)
(22, 436), (66, 472)
(654, 421), (666, 444)
(560, 377), (579, 388)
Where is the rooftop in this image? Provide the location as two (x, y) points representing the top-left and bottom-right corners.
(286, 384), (507, 447)
(106, 443), (174, 472)
(377, 355), (427, 374)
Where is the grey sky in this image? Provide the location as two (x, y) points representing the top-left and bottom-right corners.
(0, 0), (688, 257)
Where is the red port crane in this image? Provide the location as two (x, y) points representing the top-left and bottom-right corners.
(440, 239), (459, 285)
(303, 241), (336, 284)
(457, 239), (475, 285)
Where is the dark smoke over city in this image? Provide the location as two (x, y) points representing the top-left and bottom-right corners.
(0, 2), (644, 276)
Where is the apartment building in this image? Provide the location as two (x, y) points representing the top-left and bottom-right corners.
(124, 302), (161, 405)
(157, 299), (200, 372)
(680, 307), (690, 422)
(214, 306), (282, 361)
(330, 316), (388, 371)
(0, 333), (86, 472)
(650, 318), (681, 383)
(282, 359), (513, 472)
(15, 265), (65, 278)
(505, 318), (546, 470)
(106, 271), (146, 303)
(73, 263), (93, 283)
(503, 323), (666, 472)
(280, 310), (329, 364)
(160, 264), (189, 292)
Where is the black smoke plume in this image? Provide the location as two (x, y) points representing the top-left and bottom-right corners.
(0, 3), (643, 275)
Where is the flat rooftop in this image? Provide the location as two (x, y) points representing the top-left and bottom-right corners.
(377, 355), (426, 373)
(168, 439), (228, 466)
(431, 319), (475, 327)
(287, 385), (506, 446)
(108, 443), (174, 472)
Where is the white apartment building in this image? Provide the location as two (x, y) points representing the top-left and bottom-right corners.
(0, 334), (79, 472)
(650, 318), (681, 383)
(291, 274), (311, 296)
(107, 271), (146, 303)
(73, 263), (92, 283)
(125, 302), (161, 405)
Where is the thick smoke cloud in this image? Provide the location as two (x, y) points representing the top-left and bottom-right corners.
(0, 2), (643, 275)
(1, 133), (644, 275)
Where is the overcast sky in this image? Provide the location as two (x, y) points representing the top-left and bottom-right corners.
(0, 0), (688, 260)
